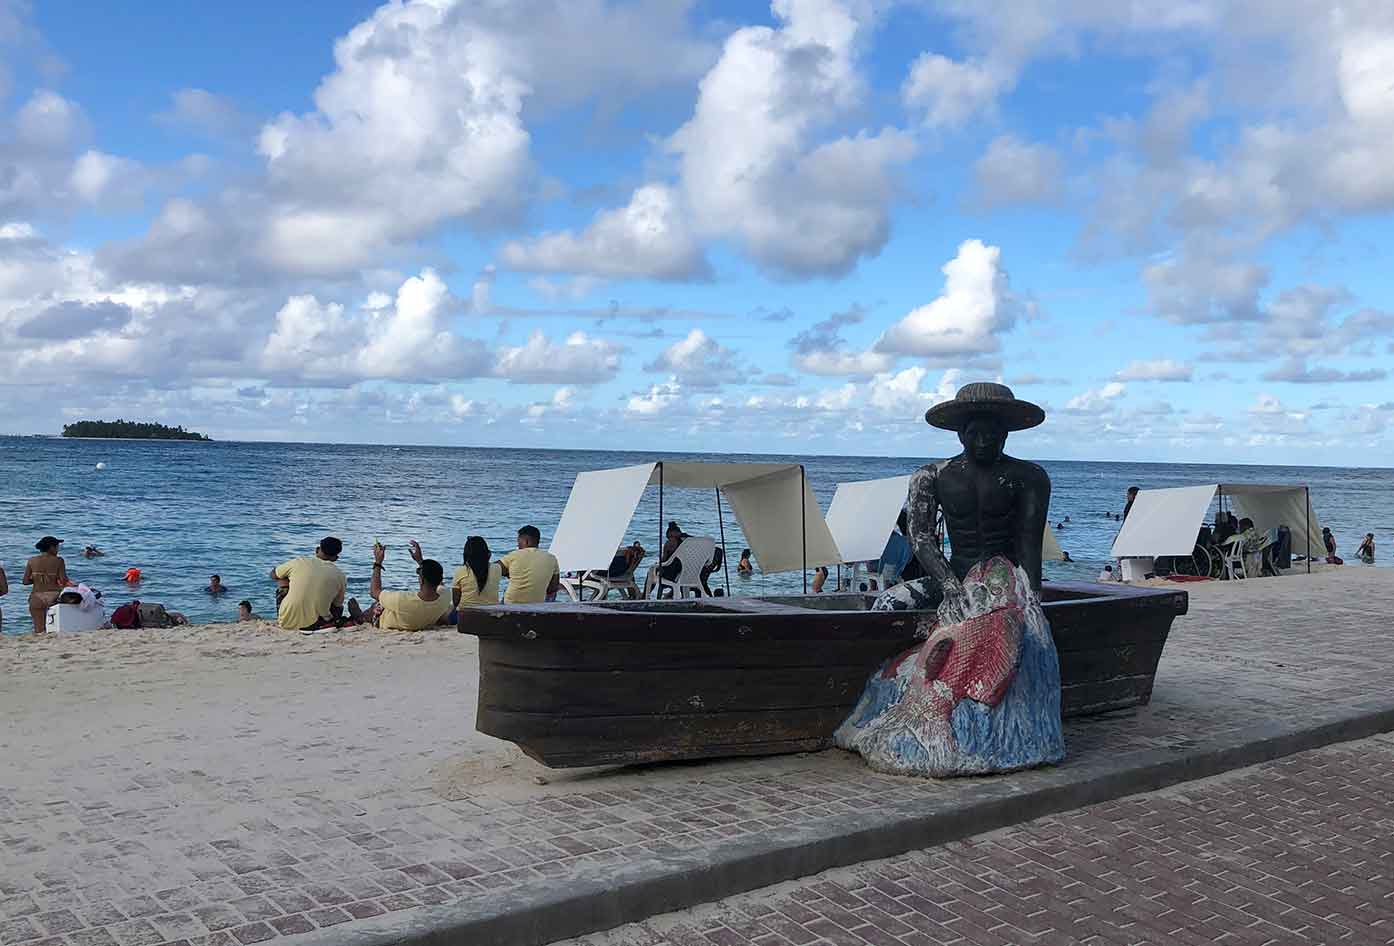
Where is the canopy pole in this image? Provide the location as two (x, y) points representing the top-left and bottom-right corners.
(1306, 485), (1311, 574)
(801, 465), (808, 594)
(657, 463), (664, 599)
(715, 487), (730, 596)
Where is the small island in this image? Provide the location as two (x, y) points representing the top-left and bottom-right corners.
(62, 420), (212, 442)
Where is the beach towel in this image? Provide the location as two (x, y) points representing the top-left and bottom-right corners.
(111, 601), (141, 629)
(835, 556), (1066, 777)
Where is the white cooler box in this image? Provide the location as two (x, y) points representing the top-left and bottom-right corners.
(46, 603), (106, 633)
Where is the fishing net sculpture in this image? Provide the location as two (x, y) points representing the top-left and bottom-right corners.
(836, 383), (1066, 777)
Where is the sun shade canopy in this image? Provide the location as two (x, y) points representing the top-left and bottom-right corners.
(1111, 483), (1323, 560)
(548, 461), (841, 575)
(825, 475), (913, 564)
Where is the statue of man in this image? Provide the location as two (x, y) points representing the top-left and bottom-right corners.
(838, 382), (1065, 777)
(908, 382), (1051, 596)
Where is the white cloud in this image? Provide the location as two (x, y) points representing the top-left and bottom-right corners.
(1064, 382), (1127, 413)
(902, 54), (1010, 128)
(1143, 250), (1268, 324)
(973, 135), (1064, 208)
(155, 88), (249, 138)
(795, 349), (896, 377)
(644, 328), (741, 388)
(626, 378), (683, 415)
(260, 269), (490, 384)
(501, 185), (710, 282)
(664, 0), (915, 278)
(1115, 359), (1193, 382)
(493, 330), (622, 384)
(68, 150), (142, 203)
(874, 239), (1022, 357)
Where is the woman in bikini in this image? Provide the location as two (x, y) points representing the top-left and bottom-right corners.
(23, 536), (68, 634)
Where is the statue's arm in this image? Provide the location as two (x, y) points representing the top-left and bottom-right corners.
(1016, 462), (1051, 591)
(907, 465), (954, 585)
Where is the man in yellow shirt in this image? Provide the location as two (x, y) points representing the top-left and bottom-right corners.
(270, 537), (348, 632)
(499, 525), (560, 604)
(367, 540), (451, 631)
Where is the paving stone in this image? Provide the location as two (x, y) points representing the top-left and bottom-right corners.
(108, 919), (164, 946)
(0, 917), (40, 945)
(267, 916), (312, 937)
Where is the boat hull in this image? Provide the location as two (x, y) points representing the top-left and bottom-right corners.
(458, 581), (1187, 768)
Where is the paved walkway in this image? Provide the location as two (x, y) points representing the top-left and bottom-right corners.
(554, 734), (1394, 946)
(2, 568), (1392, 946)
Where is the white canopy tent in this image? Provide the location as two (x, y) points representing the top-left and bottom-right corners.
(825, 475), (913, 564)
(823, 474), (1070, 568)
(1111, 483), (1323, 571)
(548, 461), (842, 593)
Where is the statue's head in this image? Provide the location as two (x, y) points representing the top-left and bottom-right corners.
(958, 414), (1008, 464)
(925, 382), (1044, 461)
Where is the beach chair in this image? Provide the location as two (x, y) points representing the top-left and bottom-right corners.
(561, 557), (643, 602)
(1221, 535), (1247, 580)
(653, 536), (717, 599)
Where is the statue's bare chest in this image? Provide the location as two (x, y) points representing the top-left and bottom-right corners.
(936, 467), (1020, 520)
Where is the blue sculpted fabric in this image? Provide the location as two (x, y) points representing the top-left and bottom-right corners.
(835, 557), (1066, 777)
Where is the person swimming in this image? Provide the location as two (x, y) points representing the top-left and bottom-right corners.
(737, 548), (753, 576)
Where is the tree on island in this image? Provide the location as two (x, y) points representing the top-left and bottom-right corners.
(61, 420), (212, 441)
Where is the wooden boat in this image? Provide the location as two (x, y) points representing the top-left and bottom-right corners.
(456, 580), (1188, 768)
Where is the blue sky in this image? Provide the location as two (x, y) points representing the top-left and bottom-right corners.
(2, 0), (1393, 463)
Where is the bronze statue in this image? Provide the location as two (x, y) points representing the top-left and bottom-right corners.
(908, 382), (1051, 595)
(836, 381), (1065, 776)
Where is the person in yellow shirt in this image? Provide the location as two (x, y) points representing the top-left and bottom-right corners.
(270, 537), (347, 633)
(498, 525), (560, 604)
(452, 536), (501, 610)
(367, 540), (451, 631)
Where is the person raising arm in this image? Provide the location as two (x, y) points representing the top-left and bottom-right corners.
(366, 541), (451, 631)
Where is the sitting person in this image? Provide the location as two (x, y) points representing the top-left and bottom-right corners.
(236, 599), (258, 622)
(453, 536), (501, 611)
(737, 548), (754, 576)
(608, 542), (646, 579)
(270, 537), (347, 632)
(206, 574), (228, 595)
(498, 526), (560, 604)
(360, 540), (451, 631)
(1097, 564), (1118, 582)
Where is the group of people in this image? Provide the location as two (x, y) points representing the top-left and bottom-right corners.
(268, 526), (562, 634)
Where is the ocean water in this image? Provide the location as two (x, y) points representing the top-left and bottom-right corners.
(0, 436), (1388, 627)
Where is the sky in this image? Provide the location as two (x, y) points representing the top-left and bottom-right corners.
(1, 0), (1393, 464)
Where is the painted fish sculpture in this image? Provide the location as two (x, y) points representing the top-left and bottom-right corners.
(835, 556), (1066, 777)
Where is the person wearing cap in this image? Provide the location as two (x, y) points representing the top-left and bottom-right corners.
(269, 537), (347, 632)
(23, 536), (68, 634)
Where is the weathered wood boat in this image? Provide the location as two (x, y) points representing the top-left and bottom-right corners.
(456, 580), (1187, 768)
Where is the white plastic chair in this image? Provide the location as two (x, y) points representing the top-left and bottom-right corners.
(1221, 535), (1246, 580)
(654, 536), (717, 599)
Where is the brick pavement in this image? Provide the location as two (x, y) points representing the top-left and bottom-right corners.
(2, 568), (1394, 946)
(555, 734), (1394, 946)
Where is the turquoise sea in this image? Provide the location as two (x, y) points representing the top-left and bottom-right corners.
(0, 436), (1387, 626)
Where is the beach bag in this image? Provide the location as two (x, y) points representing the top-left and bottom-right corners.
(111, 601), (142, 629)
(138, 603), (174, 629)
